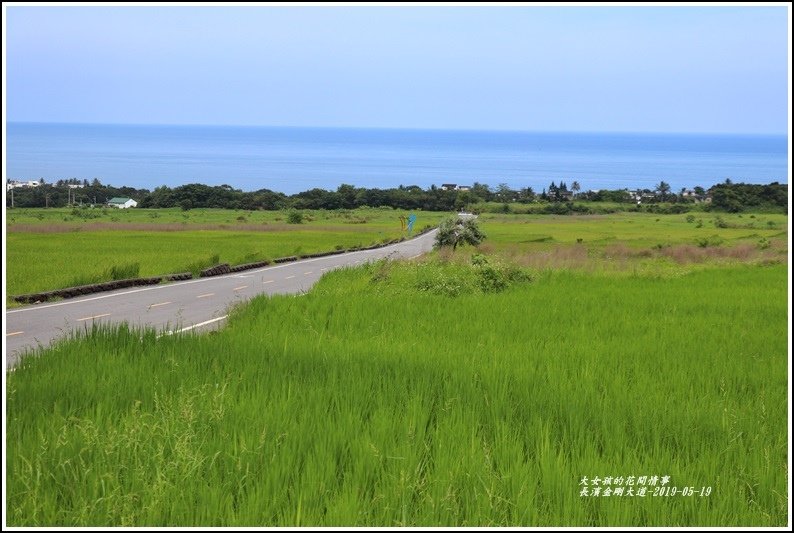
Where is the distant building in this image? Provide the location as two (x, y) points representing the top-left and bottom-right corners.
(630, 190), (656, 201)
(108, 197), (138, 209)
(440, 184), (471, 191)
(7, 180), (41, 190)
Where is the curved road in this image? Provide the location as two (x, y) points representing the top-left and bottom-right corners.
(6, 229), (438, 368)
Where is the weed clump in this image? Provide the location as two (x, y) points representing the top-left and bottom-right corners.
(109, 262), (140, 280)
(368, 254), (533, 297)
(696, 235), (725, 248)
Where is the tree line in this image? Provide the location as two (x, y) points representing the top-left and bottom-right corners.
(5, 179), (788, 213)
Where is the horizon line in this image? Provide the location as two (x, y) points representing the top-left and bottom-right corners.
(6, 120), (788, 138)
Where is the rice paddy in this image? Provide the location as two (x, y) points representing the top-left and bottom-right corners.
(5, 207), (445, 301)
(4, 210), (790, 526)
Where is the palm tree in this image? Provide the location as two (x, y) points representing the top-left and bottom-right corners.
(435, 216), (486, 251)
(656, 181), (671, 202)
(571, 181), (581, 198)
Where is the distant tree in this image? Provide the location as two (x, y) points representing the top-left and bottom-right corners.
(655, 181), (671, 202)
(517, 187), (535, 203)
(694, 186), (705, 199)
(454, 191), (473, 211)
(470, 182), (492, 202)
(571, 181), (581, 197)
(710, 185), (743, 212)
(495, 183), (515, 203)
(434, 216), (486, 251)
(337, 183), (358, 209)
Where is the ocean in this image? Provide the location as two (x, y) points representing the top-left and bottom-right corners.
(5, 122), (788, 195)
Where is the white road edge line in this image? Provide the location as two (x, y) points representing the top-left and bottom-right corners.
(77, 313), (111, 321)
(148, 302), (171, 308)
(196, 293), (214, 298)
(6, 331), (24, 337)
(161, 315), (229, 336)
(7, 229), (439, 314)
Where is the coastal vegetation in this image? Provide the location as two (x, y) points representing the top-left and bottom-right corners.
(6, 179), (788, 213)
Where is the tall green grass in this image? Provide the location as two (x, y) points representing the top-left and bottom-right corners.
(7, 261), (787, 526)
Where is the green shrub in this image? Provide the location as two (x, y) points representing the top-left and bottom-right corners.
(696, 235), (725, 248)
(287, 211), (304, 224)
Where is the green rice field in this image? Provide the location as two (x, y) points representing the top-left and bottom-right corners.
(5, 209), (786, 302)
(6, 210), (789, 527)
(5, 207), (446, 300)
(4, 209), (789, 526)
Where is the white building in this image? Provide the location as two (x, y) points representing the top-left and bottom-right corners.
(108, 197), (138, 209)
(6, 180), (41, 190)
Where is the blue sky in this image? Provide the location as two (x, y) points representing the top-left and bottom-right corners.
(5, 5), (790, 134)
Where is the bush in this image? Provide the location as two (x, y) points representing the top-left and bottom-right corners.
(714, 216), (729, 228)
(287, 211), (304, 224)
(696, 235), (725, 248)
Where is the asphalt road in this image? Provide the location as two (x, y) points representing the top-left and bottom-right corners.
(5, 229), (438, 368)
